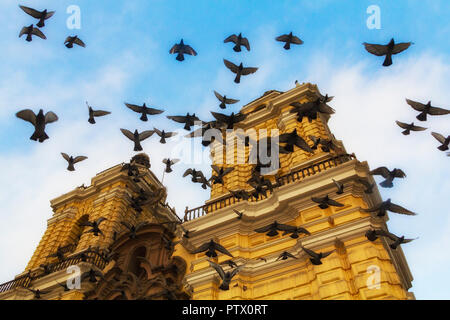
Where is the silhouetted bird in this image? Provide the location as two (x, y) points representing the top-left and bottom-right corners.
(229, 189), (251, 201)
(233, 209), (244, 220)
(16, 109), (58, 142)
(282, 226), (311, 239)
(80, 217), (107, 236)
(185, 120), (225, 146)
(214, 91), (240, 109)
(254, 221), (296, 237)
(405, 99), (449, 121)
(153, 128), (177, 144)
(311, 195), (345, 209)
(19, 24), (46, 42)
(275, 32), (303, 50)
(290, 97), (335, 123)
(183, 169), (210, 189)
(120, 221), (148, 239)
(357, 178), (375, 194)
(365, 229), (395, 242)
(208, 260), (242, 290)
(370, 167), (406, 188)
(223, 59), (258, 83)
(279, 129), (314, 153)
(86, 102), (110, 124)
(81, 269), (104, 283)
(431, 132), (450, 151)
(365, 229), (416, 249)
(19, 5), (55, 28)
(220, 259), (239, 268)
(395, 121), (427, 135)
(210, 165), (234, 185)
(332, 179), (344, 194)
(120, 129), (154, 151)
(125, 102), (164, 122)
(211, 111), (247, 129)
(363, 38), (412, 66)
(65, 35), (85, 48)
(46, 246), (66, 261)
(169, 39), (197, 61)
(301, 246), (334, 265)
(224, 33), (250, 52)
(61, 153), (87, 171)
(362, 199), (417, 217)
(26, 288), (50, 299)
(192, 239), (234, 258)
(167, 113), (200, 131)
(276, 251), (298, 261)
(163, 158), (180, 173)
(308, 135), (338, 152)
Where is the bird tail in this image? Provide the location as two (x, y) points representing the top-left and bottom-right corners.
(383, 54), (393, 67)
(160, 137), (166, 144)
(26, 34), (32, 42)
(66, 43), (73, 48)
(438, 144), (449, 151)
(140, 114), (148, 122)
(37, 19), (45, 28)
(176, 53), (185, 61)
(220, 102), (226, 109)
(283, 42), (290, 50)
(233, 44), (241, 52)
(318, 204), (329, 209)
(67, 164), (75, 171)
(402, 129), (410, 135)
(88, 118), (96, 124)
(380, 180), (393, 188)
(134, 142), (143, 151)
(234, 74), (241, 84)
(219, 283), (230, 291)
(166, 168), (173, 173)
(416, 112), (427, 121)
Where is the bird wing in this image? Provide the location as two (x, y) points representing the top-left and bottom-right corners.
(45, 11), (55, 19)
(170, 159), (180, 165)
(222, 167), (234, 176)
(363, 43), (389, 56)
(73, 156), (88, 164)
(431, 132), (446, 144)
(153, 127), (163, 137)
(167, 115), (187, 123)
(233, 209), (242, 217)
(224, 34), (238, 44)
(224, 97), (239, 104)
(294, 135), (314, 152)
(395, 121), (409, 129)
(185, 127), (204, 138)
(290, 35), (304, 45)
(357, 178), (372, 188)
(393, 169), (406, 178)
(297, 227), (311, 235)
(138, 130), (155, 141)
(214, 242), (234, 257)
(146, 107), (165, 115)
(125, 103), (143, 113)
(327, 198), (345, 207)
(275, 223), (296, 232)
(410, 124), (427, 131)
(64, 36), (73, 43)
(208, 260), (225, 280)
(44, 111), (58, 124)
(223, 59), (239, 73)
(191, 242), (211, 254)
(405, 99), (426, 111)
(214, 91), (224, 102)
(388, 202), (417, 216)
(19, 6), (42, 18)
(120, 129), (135, 141)
(61, 153), (70, 162)
(183, 168), (194, 177)
(16, 109), (37, 125)
(311, 196), (326, 204)
(183, 45), (197, 56)
(321, 250), (335, 259)
(428, 106), (450, 115)
(92, 110), (111, 117)
(19, 27), (28, 38)
(275, 34), (289, 42)
(254, 224), (272, 233)
(31, 28), (46, 39)
(241, 67), (258, 76)
(392, 42), (412, 54)
(230, 265), (243, 279)
(286, 252), (298, 259)
(74, 38), (86, 47)
(169, 43), (180, 54)
(374, 229), (397, 241)
(96, 217), (107, 225)
(241, 38), (250, 51)
(210, 111), (229, 123)
(332, 179), (342, 189)
(211, 165), (220, 174)
(370, 167), (390, 178)
(164, 131), (178, 138)
(301, 246), (318, 259)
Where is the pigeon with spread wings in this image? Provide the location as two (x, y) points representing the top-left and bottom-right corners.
(125, 102), (164, 122)
(167, 113), (200, 131)
(61, 153), (87, 171)
(282, 226), (311, 239)
(224, 33), (250, 52)
(19, 24), (46, 42)
(16, 109), (58, 142)
(211, 111), (247, 129)
(370, 166), (406, 188)
(357, 178), (375, 194)
(210, 165), (234, 185)
(80, 217), (107, 237)
(276, 251), (298, 261)
(301, 246), (334, 265)
(65, 36), (85, 48)
(223, 59), (258, 84)
(431, 132), (450, 151)
(275, 32), (304, 50)
(191, 239), (234, 258)
(362, 199), (417, 217)
(120, 221), (148, 239)
(162, 158), (180, 173)
(405, 99), (449, 121)
(254, 221), (296, 237)
(214, 91), (240, 109)
(86, 102), (110, 124)
(279, 129), (314, 153)
(153, 128), (177, 144)
(169, 39), (197, 61)
(19, 5), (55, 28)
(363, 38), (412, 66)
(120, 129), (154, 151)
(395, 121), (427, 135)
(208, 260), (242, 290)
(311, 195), (345, 209)
(185, 120), (225, 146)
(290, 96), (335, 123)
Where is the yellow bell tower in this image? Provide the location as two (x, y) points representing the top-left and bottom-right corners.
(177, 83), (415, 300)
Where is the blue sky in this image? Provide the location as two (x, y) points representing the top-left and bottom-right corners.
(0, 0), (449, 299)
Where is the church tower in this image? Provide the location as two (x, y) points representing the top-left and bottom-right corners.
(177, 83), (415, 300)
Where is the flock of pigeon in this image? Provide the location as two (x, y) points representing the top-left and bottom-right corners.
(12, 5), (450, 295)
